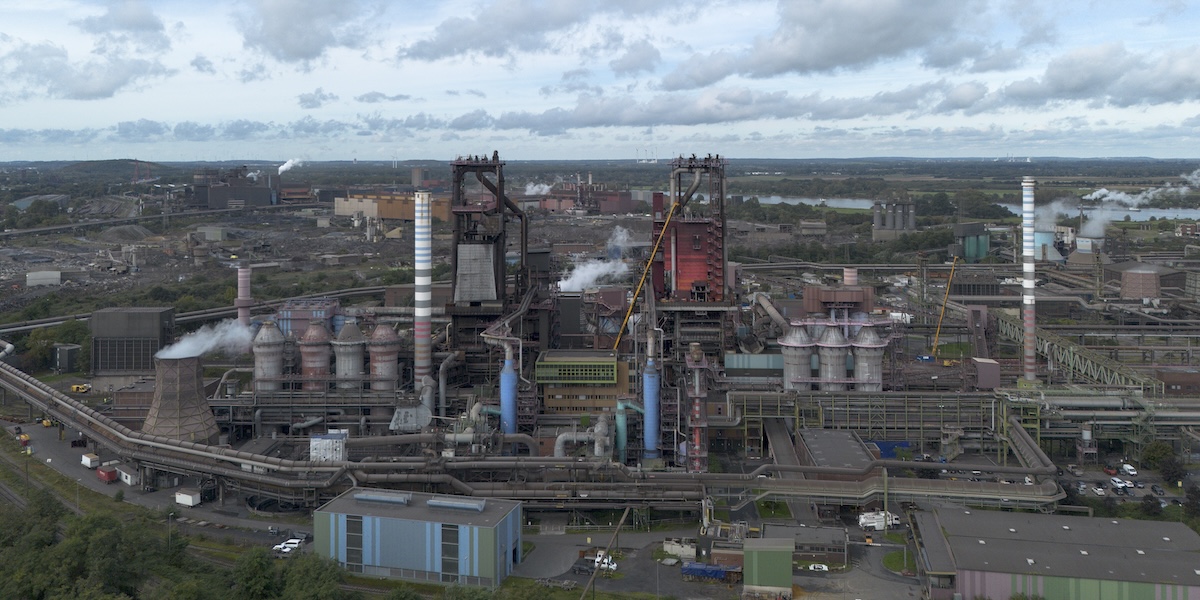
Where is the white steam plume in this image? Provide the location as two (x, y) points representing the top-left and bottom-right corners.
(524, 182), (551, 195)
(157, 319), (254, 359)
(605, 226), (632, 256)
(1078, 166), (1200, 238)
(246, 170), (262, 182)
(558, 260), (630, 292)
(1034, 197), (1078, 231)
(278, 158), (304, 175)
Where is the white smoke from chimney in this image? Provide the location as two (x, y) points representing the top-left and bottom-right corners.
(558, 260), (630, 292)
(524, 182), (551, 195)
(157, 319), (254, 359)
(1034, 197), (1077, 231)
(1077, 166), (1200, 238)
(605, 226), (633, 257)
(246, 170), (262, 182)
(278, 158), (304, 175)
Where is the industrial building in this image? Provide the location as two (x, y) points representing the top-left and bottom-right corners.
(8, 154), (1200, 599)
(314, 488), (522, 587)
(912, 508), (1200, 600)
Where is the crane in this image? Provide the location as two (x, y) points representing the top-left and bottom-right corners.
(932, 256), (959, 364)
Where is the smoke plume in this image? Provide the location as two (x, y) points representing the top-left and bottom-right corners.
(278, 158), (304, 175)
(1034, 197), (1077, 231)
(558, 259), (630, 292)
(605, 226), (632, 257)
(1078, 166), (1200, 237)
(246, 170), (262, 182)
(157, 319), (254, 359)
(524, 182), (551, 195)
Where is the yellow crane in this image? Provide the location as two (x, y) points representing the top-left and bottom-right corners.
(932, 256), (959, 363)
(612, 201), (682, 349)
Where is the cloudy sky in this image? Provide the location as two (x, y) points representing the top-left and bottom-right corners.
(2, 0), (1199, 162)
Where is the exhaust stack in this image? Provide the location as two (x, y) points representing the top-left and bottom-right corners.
(414, 190), (433, 390)
(1022, 176), (1037, 383)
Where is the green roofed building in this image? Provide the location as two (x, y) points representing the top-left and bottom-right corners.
(743, 537), (794, 597)
(314, 488), (522, 588)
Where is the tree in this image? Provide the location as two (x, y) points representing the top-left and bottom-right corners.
(1140, 493), (1163, 517)
(384, 587), (422, 600)
(1160, 455), (1186, 487)
(1142, 441), (1175, 470)
(278, 553), (346, 600)
(443, 585), (494, 600)
(1185, 484), (1200, 520)
(232, 548), (278, 600)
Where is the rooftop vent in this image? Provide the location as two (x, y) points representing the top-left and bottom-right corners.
(1062, 525), (1070, 530)
(978, 540), (985, 544)
(1137, 550), (1146, 555)
(354, 492), (412, 506)
(1009, 528), (1017, 533)
(1079, 550), (1088, 555)
(1026, 558), (1035, 566)
(427, 497), (487, 512)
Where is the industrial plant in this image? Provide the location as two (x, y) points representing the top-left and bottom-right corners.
(6, 154), (1200, 598)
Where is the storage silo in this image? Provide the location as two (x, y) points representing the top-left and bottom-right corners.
(368, 323), (400, 391)
(852, 326), (887, 392)
(299, 321), (332, 391)
(816, 327), (850, 391)
(253, 321), (285, 392)
(331, 320), (366, 390)
(778, 323), (814, 391)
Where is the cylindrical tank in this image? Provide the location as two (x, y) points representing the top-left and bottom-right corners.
(330, 321), (365, 390)
(368, 324), (400, 391)
(253, 321), (285, 392)
(644, 358), (661, 458)
(872, 202), (883, 228)
(778, 323), (814, 391)
(298, 321), (332, 391)
(236, 266), (253, 327)
(500, 357), (518, 434)
(885, 203), (896, 229)
(844, 267), (858, 286)
(853, 326), (887, 392)
(817, 327), (850, 391)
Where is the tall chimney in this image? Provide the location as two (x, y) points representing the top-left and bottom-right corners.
(414, 190), (433, 390)
(1021, 176), (1037, 383)
(236, 265), (253, 327)
(142, 357), (220, 444)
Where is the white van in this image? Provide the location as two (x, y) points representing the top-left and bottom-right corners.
(1121, 464), (1138, 477)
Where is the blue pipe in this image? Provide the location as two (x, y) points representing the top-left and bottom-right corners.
(643, 358), (660, 458)
(500, 358), (518, 434)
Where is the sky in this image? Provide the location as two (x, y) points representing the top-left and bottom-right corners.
(2, 0), (1200, 162)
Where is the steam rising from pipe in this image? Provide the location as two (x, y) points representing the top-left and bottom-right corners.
(557, 227), (634, 291)
(524, 182), (551, 195)
(157, 319), (254, 359)
(278, 158), (304, 175)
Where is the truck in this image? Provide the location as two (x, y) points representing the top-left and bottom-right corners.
(680, 561), (743, 584)
(96, 465), (118, 483)
(70, 384), (91, 393)
(175, 489), (202, 507)
(81, 453), (100, 468)
(857, 510), (901, 531)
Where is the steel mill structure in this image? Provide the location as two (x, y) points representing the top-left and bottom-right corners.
(8, 153), (1200, 524)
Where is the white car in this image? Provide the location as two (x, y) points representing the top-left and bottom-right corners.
(1092, 487), (1106, 496)
(1110, 477), (1125, 488)
(273, 538), (303, 553)
(808, 564), (829, 572)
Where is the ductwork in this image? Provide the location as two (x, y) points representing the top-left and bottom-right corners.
(439, 351), (463, 418)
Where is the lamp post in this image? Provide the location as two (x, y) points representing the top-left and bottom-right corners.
(75, 478), (81, 512)
(167, 512), (174, 551)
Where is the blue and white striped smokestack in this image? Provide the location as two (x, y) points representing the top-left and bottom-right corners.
(414, 190), (433, 405)
(500, 346), (517, 434)
(643, 328), (660, 459)
(1021, 177), (1037, 383)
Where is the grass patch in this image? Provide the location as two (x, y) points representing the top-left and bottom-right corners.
(496, 576), (664, 600)
(522, 541), (535, 559)
(884, 532), (907, 545)
(882, 549), (915, 573)
(755, 498), (793, 520)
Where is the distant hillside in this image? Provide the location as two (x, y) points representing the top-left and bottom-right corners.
(58, 159), (183, 183)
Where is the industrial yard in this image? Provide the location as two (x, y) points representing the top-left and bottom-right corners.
(2, 156), (1200, 599)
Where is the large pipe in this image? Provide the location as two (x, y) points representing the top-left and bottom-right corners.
(753, 293), (789, 330)
(643, 328), (660, 459)
(500, 347), (518, 434)
(593, 414), (610, 458)
(554, 431), (595, 457)
(1021, 176), (1038, 383)
(414, 190), (433, 389)
(439, 351), (463, 418)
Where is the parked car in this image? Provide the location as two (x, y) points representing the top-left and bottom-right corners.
(1093, 487), (1106, 496)
(1103, 465), (1119, 476)
(1134, 481), (1145, 489)
(808, 564), (829, 572)
(273, 538), (303, 554)
(1151, 484), (1166, 496)
(1110, 477), (1126, 488)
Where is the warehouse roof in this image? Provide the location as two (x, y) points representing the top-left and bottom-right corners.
(927, 508), (1200, 586)
(797, 428), (874, 469)
(317, 488), (520, 528)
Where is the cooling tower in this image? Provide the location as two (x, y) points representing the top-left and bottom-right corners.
(299, 321), (332, 391)
(253, 321), (285, 392)
(778, 323), (814, 391)
(817, 327), (850, 391)
(368, 323), (400, 391)
(142, 356), (220, 444)
(331, 321), (366, 390)
(852, 326), (887, 392)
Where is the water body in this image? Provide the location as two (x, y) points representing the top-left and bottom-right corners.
(755, 195), (1200, 221)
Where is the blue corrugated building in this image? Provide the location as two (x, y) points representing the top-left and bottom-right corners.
(314, 488), (522, 587)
